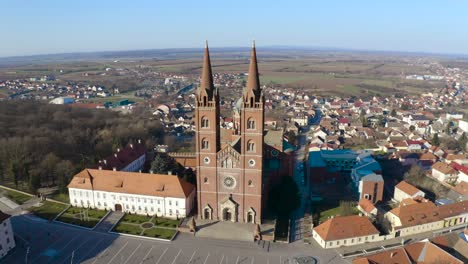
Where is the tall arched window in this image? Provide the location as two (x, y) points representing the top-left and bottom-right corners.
(201, 116), (209, 128)
(201, 138), (209, 149)
(247, 118), (255, 129)
(247, 140), (255, 152)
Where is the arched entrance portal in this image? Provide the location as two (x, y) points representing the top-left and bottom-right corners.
(115, 204), (122, 211)
(246, 208), (256, 223)
(220, 196), (238, 222)
(223, 208), (233, 221)
(203, 205), (212, 220)
(247, 212), (254, 223)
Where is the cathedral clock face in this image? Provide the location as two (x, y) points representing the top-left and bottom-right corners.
(223, 176), (236, 189)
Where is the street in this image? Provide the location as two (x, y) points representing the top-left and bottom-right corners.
(289, 109), (321, 242)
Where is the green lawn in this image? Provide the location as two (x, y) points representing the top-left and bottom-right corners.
(56, 207), (107, 228)
(50, 193), (70, 204)
(64, 207), (108, 218)
(121, 214), (152, 224)
(152, 217), (179, 228)
(318, 206), (359, 223)
(142, 228), (176, 239)
(113, 213), (179, 239)
(29, 201), (68, 220)
(57, 214), (99, 228)
(2, 189), (32, 205)
(113, 223), (142, 235)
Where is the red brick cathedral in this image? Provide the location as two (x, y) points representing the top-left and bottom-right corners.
(195, 42), (265, 224)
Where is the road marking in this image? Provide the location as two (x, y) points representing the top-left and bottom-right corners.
(156, 247), (168, 264)
(106, 241), (129, 264)
(123, 243), (141, 264)
(59, 237), (92, 264)
(236, 256), (240, 264)
(203, 253), (210, 264)
(139, 245), (154, 264)
(188, 250), (196, 263)
(171, 249), (182, 264)
(77, 238), (105, 263)
(91, 244), (110, 264)
(280, 256), (282, 264)
(56, 234), (81, 252)
(220, 255), (225, 264)
(251, 257), (254, 264)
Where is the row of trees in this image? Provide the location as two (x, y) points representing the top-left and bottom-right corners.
(0, 101), (165, 193)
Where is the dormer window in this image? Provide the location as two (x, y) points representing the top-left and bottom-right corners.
(247, 118), (255, 129)
(201, 116), (209, 128)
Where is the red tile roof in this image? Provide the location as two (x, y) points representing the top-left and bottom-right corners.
(353, 247), (411, 264)
(395, 181), (422, 196)
(68, 169), (195, 198)
(314, 215), (379, 241)
(96, 142), (146, 171)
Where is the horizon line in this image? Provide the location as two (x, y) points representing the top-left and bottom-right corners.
(1, 44), (468, 60)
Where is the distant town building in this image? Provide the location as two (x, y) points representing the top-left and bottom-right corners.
(359, 173), (384, 203)
(394, 181), (425, 203)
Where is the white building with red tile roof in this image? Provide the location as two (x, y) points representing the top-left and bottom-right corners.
(312, 215), (380, 249)
(394, 181), (425, 202)
(68, 169), (195, 219)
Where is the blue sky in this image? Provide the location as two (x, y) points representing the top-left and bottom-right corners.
(1, 0), (467, 57)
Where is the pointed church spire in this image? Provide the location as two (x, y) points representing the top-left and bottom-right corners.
(246, 41), (260, 93)
(199, 41), (215, 97)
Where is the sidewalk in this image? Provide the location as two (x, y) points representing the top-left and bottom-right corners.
(94, 211), (124, 232)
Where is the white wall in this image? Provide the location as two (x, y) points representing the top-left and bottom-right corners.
(0, 218), (15, 259)
(312, 229), (380, 249)
(69, 187), (193, 219)
(432, 169), (457, 183)
(394, 188), (425, 202)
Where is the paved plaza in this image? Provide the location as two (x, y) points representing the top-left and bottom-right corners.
(1, 214), (344, 264)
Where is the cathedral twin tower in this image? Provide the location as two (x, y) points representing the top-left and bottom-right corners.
(195, 42), (264, 224)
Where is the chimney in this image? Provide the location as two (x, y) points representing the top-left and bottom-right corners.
(113, 167), (117, 171)
(98, 166), (102, 170)
(139, 170), (142, 173)
(390, 252), (396, 258)
(117, 148), (120, 152)
(150, 170), (154, 174)
(168, 171), (172, 175)
(130, 144), (133, 149)
(98, 160), (102, 164)
(138, 139), (141, 144)
(114, 153), (118, 158)
(103, 159), (107, 165)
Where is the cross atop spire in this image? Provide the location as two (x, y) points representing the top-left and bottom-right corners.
(199, 41), (215, 98)
(245, 41), (260, 94)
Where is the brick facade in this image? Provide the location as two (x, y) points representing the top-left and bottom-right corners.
(195, 43), (264, 224)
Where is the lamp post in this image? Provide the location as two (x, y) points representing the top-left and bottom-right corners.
(25, 247), (30, 264)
